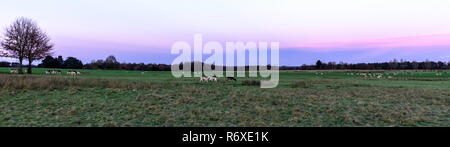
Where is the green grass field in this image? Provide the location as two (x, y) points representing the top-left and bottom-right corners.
(0, 67), (449, 127)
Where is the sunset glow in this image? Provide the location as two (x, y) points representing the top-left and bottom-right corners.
(1, 0), (450, 64)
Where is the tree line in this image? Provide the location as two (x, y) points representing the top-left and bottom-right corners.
(3, 56), (450, 72)
(298, 59), (450, 70)
(83, 55), (172, 71)
(2, 56), (450, 71)
(0, 55), (83, 69)
(0, 54), (172, 71)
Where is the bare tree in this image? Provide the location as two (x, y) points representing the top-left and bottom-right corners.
(424, 59), (432, 71)
(389, 59), (399, 70)
(105, 55), (119, 69)
(0, 17), (53, 74)
(412, 61), (419, 70)
(25, 27), (53, 74)
(105, 55), (118, 64)
(1, 18), (32, 74)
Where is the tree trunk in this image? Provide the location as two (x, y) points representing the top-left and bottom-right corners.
(27, 59), (33, 74)
(18, 58), (24, 74)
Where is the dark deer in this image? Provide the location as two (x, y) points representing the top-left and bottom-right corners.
(226, 77), (236, 81)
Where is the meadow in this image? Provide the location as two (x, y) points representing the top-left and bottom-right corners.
(0, 67), (449, 127)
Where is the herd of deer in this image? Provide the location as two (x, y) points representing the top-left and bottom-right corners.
(200, 76), (237, 83)
(46, 70), (81, 75)
(45, 70), (62, 75)
(9, 69), (81, 76)
(9, 69), (18, 74)
(66, 70), (82, 75)
(9, 68), (34, 73)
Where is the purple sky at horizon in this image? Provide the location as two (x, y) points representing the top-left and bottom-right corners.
(1, 0), (450, 65)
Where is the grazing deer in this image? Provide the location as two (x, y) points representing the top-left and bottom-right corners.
(9, 69), (18, 74)
(53, 70), (62, 74)
(208, 76), (218, 82)
(67, 71), (75, 75)
(45, 70), (62, 75)
(200, 76), (209, 83)
(226, 77), (236, 81)
(67, 70), (81, 76)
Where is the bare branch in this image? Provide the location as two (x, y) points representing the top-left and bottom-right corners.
(0, 17), (54, 74)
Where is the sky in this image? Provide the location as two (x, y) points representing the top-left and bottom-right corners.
(1, 0), (450, 65)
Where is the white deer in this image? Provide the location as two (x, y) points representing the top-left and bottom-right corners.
(200, 76), (209, 83)
(9, 69), (18, 74)
(208, 76), (218, 82)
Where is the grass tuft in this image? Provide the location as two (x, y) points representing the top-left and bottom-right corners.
(291, 81), (315, 88)
(241, 80), (261, 86)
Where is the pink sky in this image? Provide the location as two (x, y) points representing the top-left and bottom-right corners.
(296, 33), (450, 51)
(1, 0), (450, 64)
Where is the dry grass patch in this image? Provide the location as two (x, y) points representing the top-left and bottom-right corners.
(0, 74), (179, 91)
